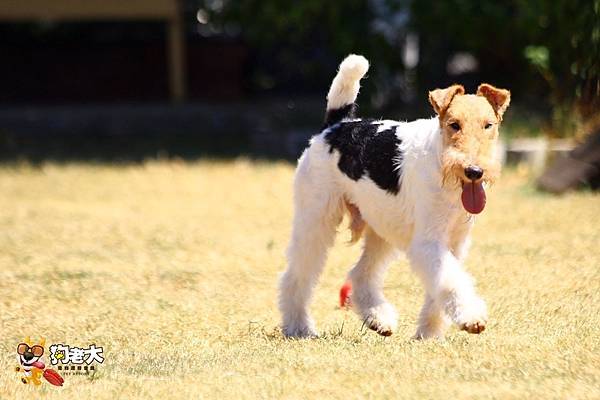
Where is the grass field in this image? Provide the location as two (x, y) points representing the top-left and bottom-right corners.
(0, 159), (599, 399)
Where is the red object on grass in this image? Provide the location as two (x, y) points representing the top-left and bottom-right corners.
(339, 280), (352, 307)
(43, 369), (64, 386)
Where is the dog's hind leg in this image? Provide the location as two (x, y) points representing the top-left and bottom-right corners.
(345, 200), (365, 244)
(349, 228), (398, 336)
(279, 154), (343, 338)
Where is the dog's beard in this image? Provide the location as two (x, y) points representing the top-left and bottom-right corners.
(440, 152), (464, 189)
(440, 149), (500, 188)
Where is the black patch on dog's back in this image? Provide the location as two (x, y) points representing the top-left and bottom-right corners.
(325, 119), (402, 194)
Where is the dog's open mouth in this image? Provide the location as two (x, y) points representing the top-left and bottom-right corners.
(461, 181), (486, 214)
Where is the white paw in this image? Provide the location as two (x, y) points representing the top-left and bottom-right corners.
(361, 302), (398, 336)
(413, 315), (451, 340)
(282, 319), (318, 339)
(454, 296), (487, 334)
(413, 326), (444, 340)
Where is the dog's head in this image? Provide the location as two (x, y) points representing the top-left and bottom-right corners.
(429, 83), (510, 213)
(17, 337), (45, 367)
(430, 83), (510, 187)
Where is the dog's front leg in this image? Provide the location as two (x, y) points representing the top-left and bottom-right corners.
(409, 238), (487, 337)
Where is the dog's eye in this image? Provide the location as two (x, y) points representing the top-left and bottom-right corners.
(449, 122), (461, 131)
(485, 123), (493, 129)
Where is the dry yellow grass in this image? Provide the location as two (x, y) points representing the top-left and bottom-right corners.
(0, 160), (598, 399)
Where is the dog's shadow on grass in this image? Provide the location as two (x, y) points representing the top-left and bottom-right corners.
(247, 319), (424, 345)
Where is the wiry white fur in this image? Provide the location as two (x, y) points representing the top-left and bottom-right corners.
(279, 56), (488, 339)
(326, 54), (369, 110)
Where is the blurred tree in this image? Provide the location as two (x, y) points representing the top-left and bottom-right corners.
(519, 0), (600, 137)
(411, 1), (533, 93)
(190, 0), (598, 136)
(190, 0), (409, 108)
(410, 0), (599, 137)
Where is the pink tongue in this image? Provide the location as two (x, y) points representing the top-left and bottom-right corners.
(461, 182), (486, 214)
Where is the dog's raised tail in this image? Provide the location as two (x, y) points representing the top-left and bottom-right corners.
(324, 54), (369, 126)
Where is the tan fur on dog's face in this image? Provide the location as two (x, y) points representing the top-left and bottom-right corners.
(429, 83), (510, 187)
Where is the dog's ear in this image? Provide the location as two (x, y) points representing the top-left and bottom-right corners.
(477, 83), (511, 119)
(429, 85), (464, 116)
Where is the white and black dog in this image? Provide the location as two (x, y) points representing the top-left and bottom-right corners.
(278, 54), (510, 339)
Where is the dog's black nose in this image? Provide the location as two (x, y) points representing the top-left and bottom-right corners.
(465, 165), (483, 180)
(23, 351), (34, 361)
